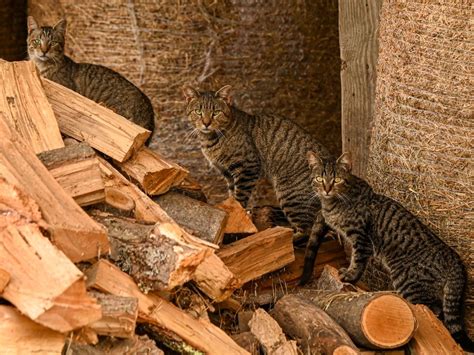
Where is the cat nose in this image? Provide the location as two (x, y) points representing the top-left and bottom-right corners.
(40, 43), (50, 55)
(202, 119), (211, 127)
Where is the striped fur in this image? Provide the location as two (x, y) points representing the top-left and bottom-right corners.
(302, 152), (473, 350)
(183, 85), (331, 242)
(27, 16), (154, 131)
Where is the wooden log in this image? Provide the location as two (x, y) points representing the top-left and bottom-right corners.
(248, 308), (298, 355)
(66, 335), (164, 355)
(0, 268), (10, 293)
(104, 187), (136, 212)
(217, 227), (295, 285)
(231, 332), (260, 355)
(271, 294), (359, 355)
(85, 260), (249, 355)
(0, 60), (64, 154)
(175, 176), (207, 202)
(38, 142), (105, 206)
(42, 78), (150, 162)
(296, 290), (416, 349)
(0, 117), (109, 262)
(408, 304), (463, 355)
(0, 306), (65, 354)
(88, 291), (138, 339)
(340, 0), (382, 178)
(171, 286), (212, 322)
(117, 147), (188, 195)
(154, 191), (228, 245)
(238, 310), (254, 332)
(316, 264), (363, 292)
(92, 213), (209, 292)
(216, 197), (258, 235)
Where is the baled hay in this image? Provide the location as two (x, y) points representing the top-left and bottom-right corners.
(367, 0), (473, 336)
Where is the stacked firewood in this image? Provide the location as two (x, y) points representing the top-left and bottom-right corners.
(0, 60), (463, 355)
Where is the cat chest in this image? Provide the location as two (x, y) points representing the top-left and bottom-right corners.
(321, 210), (351, 238)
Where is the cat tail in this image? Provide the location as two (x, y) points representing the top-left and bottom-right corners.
(443, 266), (473, 352)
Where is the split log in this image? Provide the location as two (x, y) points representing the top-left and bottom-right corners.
(155, 191), (228, 244)
(0, 179), (101, 332)
(0, 60), (64, 153)
(217, 197), (258, 234)
(316, 264), (363, 292)
(0, 268), (10, 293)
(0, 306), (65, 354)
(104, 187), (136, 213)
(66, 335), (164, 355)
(42, 78), (150, 162)
(98, 157), (238, 301)
(174, 176), (207, 202)
(38, 142), (105, 206)
(88, 291), (138, 339)
(171, 286), (212, 322)
(85, 260), (249, 355)
(217, 227), (295, 285)
(92, 213), (209, 292)
(117, 147), (188, 195)
(272, 294), (359, 355)
(297, 289), (416, 349)
(231, 332), (260, 355)
(249, 308), (298, 355)
(0, 118), (109, 262)
(408, 304), (463, 355)
(238, 310), (254, 332)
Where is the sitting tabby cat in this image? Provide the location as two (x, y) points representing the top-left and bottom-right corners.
(183, 85), (331, 243)
(27, 16), (154, 132)
(302, 152), (473, 351)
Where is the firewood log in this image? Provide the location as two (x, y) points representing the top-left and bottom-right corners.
(231, 332), (260, 355)
(297, 289), (416, 350)
(271, 294), (359, 355)
(66, 334), (164, 355)
(216, 197), (258, 234)
(37, 142), (105, 206)
(0, 268), (10, 293)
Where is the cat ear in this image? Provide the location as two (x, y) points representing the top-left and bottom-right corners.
(53, 19), (67, 35)
(182, 85), (199, 103)
(336, 152), (352, 172)
(307, 151), (323, 169)
(27, 16), (39, 33)
(215, 85), (232, 105)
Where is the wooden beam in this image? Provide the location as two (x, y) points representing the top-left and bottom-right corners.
(37, 142), (105, 206)
(85, 260), (249, 355)
(117, 147), (188, 195)
(0, 116), (109, 262)
(0, 306), (65, 354)
(217, 227), (295, 285)
(217, 197), (258, 235)
(339, 0), (382, 178)
(0, 60), (64, 153)
(42, 78), (150, 162)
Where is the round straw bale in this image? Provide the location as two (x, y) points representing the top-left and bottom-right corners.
(366, 1), (473, 336)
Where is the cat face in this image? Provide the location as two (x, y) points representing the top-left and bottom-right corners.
(27, 16), (66, 64)
(307, 152), (352, 198)
(182, 85), (233, 133)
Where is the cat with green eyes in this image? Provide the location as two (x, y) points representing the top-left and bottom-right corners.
(302, 151), (473, 351)
(183, 85), (332, 244)
(27, 16), (154, 132)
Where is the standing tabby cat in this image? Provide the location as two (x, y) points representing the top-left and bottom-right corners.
(302, 152), (473, 351)
(27, 16), (154, 131)
(183, 85), (331, 242)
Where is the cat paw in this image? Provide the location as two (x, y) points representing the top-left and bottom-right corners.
(338, 267), (359, 283)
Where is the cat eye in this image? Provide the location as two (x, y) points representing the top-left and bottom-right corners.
(212, 110), (221, 117)
(33, 39), (41, 46)
(334, 177), (343, 184)
(194, 109), (202, 115)
(315, 177), (323, 182)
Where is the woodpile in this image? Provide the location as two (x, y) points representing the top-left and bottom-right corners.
(0, 59), (465, 354)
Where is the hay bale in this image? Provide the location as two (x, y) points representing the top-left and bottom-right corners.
(28, 0), (341, 203)
(0, 0), (27, 61)
(367, 1), (473, 336)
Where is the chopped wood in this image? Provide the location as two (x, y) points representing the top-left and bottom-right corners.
(249, 308), (298, 355)
(231, 332), (260, 355)
(42, 78), (150, 162)
(272, 294), (359, 355)
(155, 191), (228, 244)
(117, 147), (188, 195)
(0, 268), (10, 293)
(217, 227), (295, 285)
(104, 187), (136, 212)
(0, 60), (64, 153)
(0, 305), (65, 354)
(88, 291), (138, 339)
(38, 142), (105, 206)
(408, 304), (463, 355)
(317, 264), (363, 292)
(0, 118), (109, 262)
(297, 289), (416, 350)
(85, 260), (249, 355)
(217, 197), (258, 234)
(238, 310), (254, 332)
(72, 327), (99, 345)
(172, 286), (212, 322)
(66, 334), (164, 355)
(175, 176), (207, 202)
(92, 213), (209, 292)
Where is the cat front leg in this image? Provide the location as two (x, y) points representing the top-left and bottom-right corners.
(232, 169), (259, 209)
(340, 231), (372, 283)
(300, 212), (328, 285)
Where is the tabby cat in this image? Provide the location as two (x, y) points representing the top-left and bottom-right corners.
(302, 152), (473, 351)
(183, 85), (331, 242)
(27, 16), (154, 131)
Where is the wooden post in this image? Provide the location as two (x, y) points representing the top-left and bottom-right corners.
(339, 0), (382, 178)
